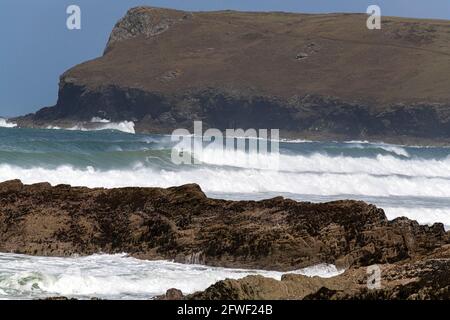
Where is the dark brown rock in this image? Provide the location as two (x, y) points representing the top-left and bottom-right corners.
(41, 296), (78, 300)
(188, 274), (347, 300)
(189, 247), (450, 300)
(0, 180), (448, 271)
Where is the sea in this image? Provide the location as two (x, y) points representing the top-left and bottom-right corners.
(0, 121), (449, 299)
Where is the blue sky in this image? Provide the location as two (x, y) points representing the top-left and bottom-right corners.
(1, 0), (449, 117)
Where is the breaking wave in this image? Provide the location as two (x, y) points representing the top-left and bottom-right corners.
(93, 121), (135, 134)
(0, 118), (17, 128)
(191, 148), (450, 178)
(90, 117), (111, 123)
(1, 163), (450, 198)
(0, 253), (342, 300)
(343, 141), (410, 157)
(46, 121), (135, 134)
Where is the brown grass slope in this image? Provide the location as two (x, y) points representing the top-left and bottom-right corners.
(74, 7), (450, 104)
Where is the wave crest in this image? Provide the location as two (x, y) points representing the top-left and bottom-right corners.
(46, 121), (135, 134)
(0, 118), (17, 128)
(2, 164), (450, 198)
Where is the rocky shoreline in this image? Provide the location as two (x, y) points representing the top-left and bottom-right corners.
(0, 180), (449, 299)
(13, 7), (450, 145)
(156, 254), (450, 300)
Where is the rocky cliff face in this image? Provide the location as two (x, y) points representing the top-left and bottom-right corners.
(0, 180), (448, 271)
(104, 7), (190, 54)
(15, 7), (450, 144)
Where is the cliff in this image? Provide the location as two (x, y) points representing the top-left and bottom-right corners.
(15, 7), (450, 143)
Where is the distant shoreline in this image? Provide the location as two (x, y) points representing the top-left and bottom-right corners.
(6, 120), (450, 147)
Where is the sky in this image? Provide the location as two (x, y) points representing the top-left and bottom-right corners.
(1, 0), (449, 117)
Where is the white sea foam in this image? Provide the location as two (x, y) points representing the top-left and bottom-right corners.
(90, 117), (111, 123)
(1, 163), (450, 198)
(46, 121), (135, 134)
(95, 121), (135, 134)
(170, 137), (443, 177)
(189, 147), (450, 178)
(0, 118), (17, 128)
(0, 253), (342, 300)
